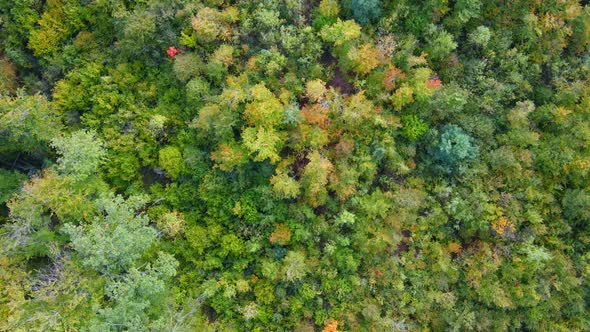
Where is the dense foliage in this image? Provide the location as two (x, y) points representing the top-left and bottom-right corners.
(1, 0), (589, 331)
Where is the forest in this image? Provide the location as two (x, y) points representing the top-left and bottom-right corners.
(0, 0), (589, 331)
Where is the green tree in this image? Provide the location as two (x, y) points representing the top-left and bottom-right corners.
(62, 194), (157, 273)
(320, 19), (362, 47)
(51, 130), (106, 182)
(469, 26), (491, 47)
(270, 171), (300, 199)
(430, 125), (478, 174)
(349, 0), (382, 25)
(27, 0), (86, 58)
(0, 94), (62, 154)
(0, 256), (104, 332)
(186, 78), (211, 104)
(401, 114), (428, 141)
(159, 146), (184, 179)
(117, 9), (157, 56)
(210, 142), (248, 171)
(0, 169), (26, 204)
(90, 253), (178, 331)
(282, 251), (308, 282)
(562, 189), (590, 225)
(425, 26), (457, 62)
(173, 53), (204, 82)
(242, 127), (284, 164)
(245, 83), (285, 128)
(190, 103), (237, 143)
(390, 83), (414, 111)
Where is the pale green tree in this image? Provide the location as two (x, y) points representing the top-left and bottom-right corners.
(62, 194), (156, 273)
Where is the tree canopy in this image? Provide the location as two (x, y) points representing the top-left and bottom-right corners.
(0, 0), (589, 331)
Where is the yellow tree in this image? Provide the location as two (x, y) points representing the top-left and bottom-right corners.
(244, 83), (285, 128)
(301, 151), (333, 207)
